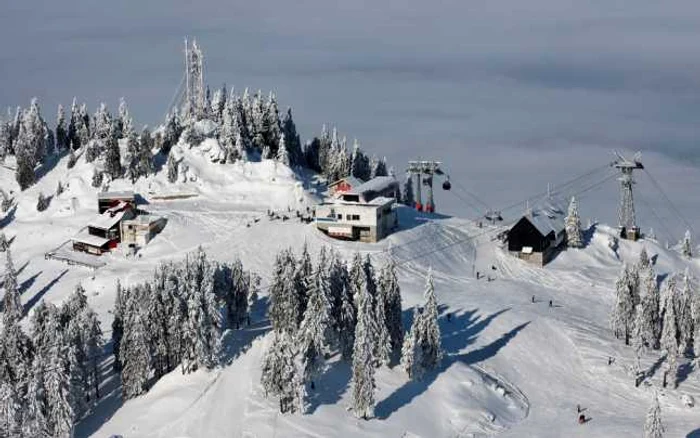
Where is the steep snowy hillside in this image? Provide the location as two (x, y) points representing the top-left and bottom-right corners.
(1, 151), (699, 438)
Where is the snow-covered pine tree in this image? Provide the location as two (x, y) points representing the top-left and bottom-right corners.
(296, 243), (314, 315)
(261, 331), (287, 397)
(0, 232), (7, 252)
(23, 355), (50, 438)
(644, 393), (664, 438)
(611, 264), (637, 344)
(349, 252), (364, 308)
(120, 286), (152, 399)
(118, 97), (133, 139)
(419, 268), (443, 371)
(91, 168), (103, 188)
(373, 282), (391, 366)
(401, 307), (424, 380)
(123, 130), (140, 183)
(565, 196), (584, 248)
(182, 248), (222, 372)
(92, 102), (112, 144)
(14, 112), (38, 190)
(261, 331), (306, 414)
(369, 155), (379, 179)
(276, 133), (291, 166)
(269, 250), (302, 334)
(210, 86), (226, 124)
(676, 269), (695, 354)
(166, 151), (179, 183)
(104, 122), (122, 179)
(350, 139), (367, 181)
(162, 111), (182, 154)
(0, 379), (22, 437)
(44, 322), (76, 438)
(638, 247), (651, 271)
(281, 108), (302, 166)
(56, 104), (68, 153)
(265, 92), (282, 156)
(379, 257), (403, 355)
(638, 269), (661, 350)
(3, 248), (22, 325)
(137, 126), (155, 178)
(219, 98), (237, 162)
(350, 269), (377, 419)
(681, 230), (693, 258)
(111, 281), (125, 371)
(79, 303), (103, 400)
(297, 249), (332, 384)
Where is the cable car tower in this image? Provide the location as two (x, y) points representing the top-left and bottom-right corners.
(183, 38), (206, 121)
(612, 151), (644, 241)
(407, 160), (450, 213)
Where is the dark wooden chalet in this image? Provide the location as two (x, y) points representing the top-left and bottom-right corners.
(506, 198), (567, 266)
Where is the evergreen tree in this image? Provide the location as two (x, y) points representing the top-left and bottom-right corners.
(644, 393), (664, 438)
(379, 258), (403, 354)
(611, 264), (637, 345)
(14, 109), (38, 190)
(137, 126), (154, 177)
(276, 133), (291, 166)
(123, 130), (140, 183)
(3, 248), (22, 325)
(167, 152), (179, 183)
(120, 286), (152, 399)
(0, 380), (22, 437)
(281, 108), (302, 165)
(24, 356), (50, 438)
(565, 196), (584, 248)
(269, 250), (302, 334)
(297, 250), (332, 383)
(44, 327), (75, 438)
(373, 284), (391, 366)
(418, 269), (443, 371)
(350, 271), (376, 419)
(91, 168), (103, 188)
(676, 269), (695, 354)
(660, 289), (679, 388)
(37, 192), (50, 212)
(55, 104), (68, 152)
(634, 267), (662, 350)
(104, 122), (122, 179)
(304, 137), (322, 172)
(0, 233), (7, 252)
(162, 111), (182, 154)
(682, 230), (693, 258)
(0, 120), (9, 162)
(638, 247), (651, 271)
(118, 97), (133, 139)
(265, 92), (282, 155)
(401, 307), (424, 380)
(112, 281), (125, 371)
(261, 331), (306, 414)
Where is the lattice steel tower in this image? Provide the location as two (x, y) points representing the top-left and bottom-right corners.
(612, 151), (644, 241)
(184, 38), (205, 121)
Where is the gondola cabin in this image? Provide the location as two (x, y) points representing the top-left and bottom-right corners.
(506, 199), (567, 266)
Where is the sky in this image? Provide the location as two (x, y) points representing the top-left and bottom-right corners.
(2, 0), (700, 238)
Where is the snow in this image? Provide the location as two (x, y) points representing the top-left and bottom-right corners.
(86, 210), (128, 230)
(70, 232), (109, 247)
(1, 149), (700, 438)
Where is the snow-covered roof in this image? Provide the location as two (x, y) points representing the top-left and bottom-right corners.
(98, 191), (135, 200)
(122, 214), (163, 226)
(329, 176), (364, 188)
(71, 232), (109, 247)
(368, 196), (396, 206)
(88, 210), (128, 230)
(523, 197), (566, 236)
(348, 176), (398, 196)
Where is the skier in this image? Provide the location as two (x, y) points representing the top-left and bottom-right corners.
(531, 295), (535, 303)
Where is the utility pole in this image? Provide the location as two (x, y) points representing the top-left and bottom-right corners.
(612, 151), (644, 241)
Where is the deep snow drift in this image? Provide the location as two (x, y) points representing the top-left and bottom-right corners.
(1, 146), (699, 438)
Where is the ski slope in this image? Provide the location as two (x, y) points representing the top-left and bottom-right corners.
(1, 148), (699, 437)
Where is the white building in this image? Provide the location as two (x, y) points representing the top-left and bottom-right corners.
(121, 215), (166, 249)
(315, 176), (399, 243)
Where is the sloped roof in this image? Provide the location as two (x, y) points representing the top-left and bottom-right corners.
(329, 176), (364, 188)
(98, 191), (135, 200)
(88, 210), (128, 230)
(349, 176), (398, 196)
(71, 231), (109, 247)
(522, 197), (567, 237)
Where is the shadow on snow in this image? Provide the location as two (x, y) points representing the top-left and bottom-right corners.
(375, 306), (530, 419)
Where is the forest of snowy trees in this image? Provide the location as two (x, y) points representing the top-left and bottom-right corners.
(259, 245), (440, 419)
(112, 247), (260, 399)
(0, 86), (391, 193)
(0, 244), (102, 437)
(610, 247), (700, 389)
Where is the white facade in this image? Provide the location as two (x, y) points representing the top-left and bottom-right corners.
(121, 215), (165, 248)
(315, 197), (397, 242)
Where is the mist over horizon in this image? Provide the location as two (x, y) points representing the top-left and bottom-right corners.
(2, 0), (700, 236)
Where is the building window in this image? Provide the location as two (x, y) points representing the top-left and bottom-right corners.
(337, 214), (343, 219)
(349, 214), (360, 221)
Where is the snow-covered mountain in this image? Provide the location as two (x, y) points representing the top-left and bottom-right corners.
(1, 145), (699, 438)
